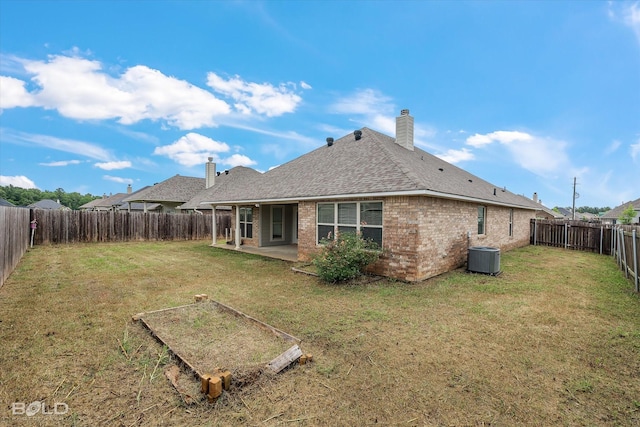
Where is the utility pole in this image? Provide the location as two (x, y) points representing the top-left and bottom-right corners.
(572, 177), (579, 220)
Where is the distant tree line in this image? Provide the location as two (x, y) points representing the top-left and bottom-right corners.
(0, 185), (100, 210)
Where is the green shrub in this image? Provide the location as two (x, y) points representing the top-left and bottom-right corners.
(313, 231), (381, 283)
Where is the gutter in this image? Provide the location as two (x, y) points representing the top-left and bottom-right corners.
(199, 189), (538, 211)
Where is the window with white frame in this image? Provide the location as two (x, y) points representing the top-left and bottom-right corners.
(478, 206), (486, 235)
(317, 201), (383, 246)
(239, 207), (253, 238)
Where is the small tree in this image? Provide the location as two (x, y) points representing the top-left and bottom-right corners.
(618, 204), (637, 225)
(313, 231), (381, 283)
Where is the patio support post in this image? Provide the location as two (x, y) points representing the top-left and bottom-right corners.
(211, 204), (217, 246)
(235, 205), (241, 250)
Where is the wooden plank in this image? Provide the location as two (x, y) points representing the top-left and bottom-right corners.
(267, 345), (303, 373)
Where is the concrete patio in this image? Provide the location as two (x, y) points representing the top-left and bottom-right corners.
(211, 243), (299, 262)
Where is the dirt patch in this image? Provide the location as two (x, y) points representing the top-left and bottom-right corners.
(138, 301), (302, 401)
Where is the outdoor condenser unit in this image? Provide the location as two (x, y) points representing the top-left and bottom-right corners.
(467, 246), (501, 275)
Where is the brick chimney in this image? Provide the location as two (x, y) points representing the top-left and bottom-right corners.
(205, 157), (216, 189)
(395, 109), (414, 151)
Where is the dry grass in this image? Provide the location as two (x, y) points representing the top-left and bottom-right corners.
(0, 241), (639, 426)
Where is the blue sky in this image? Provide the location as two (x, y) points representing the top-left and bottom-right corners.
(1, 0), (638, 209)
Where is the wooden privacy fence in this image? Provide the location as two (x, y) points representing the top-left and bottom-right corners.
(612, 226), (640, 293)
(0, 206), (31, 288)
(30, 209), (231, 244)
(530, 219), (612, 254)
(531, 219), (639, 292)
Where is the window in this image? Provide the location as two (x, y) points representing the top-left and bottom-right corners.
(271, 206), (284, 241)
(477, 206), (486, 235)
(239, 207), (253, 238)
(508, 208), (513, 237)
(317, 201), (383, 246)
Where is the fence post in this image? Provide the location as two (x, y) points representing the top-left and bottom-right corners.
(633, 229), (638, 292)
(533, 219), (537, 246)
(621, 228), (628, 279)
(599, 226), (603, 255)
(564, 223), (568, 249)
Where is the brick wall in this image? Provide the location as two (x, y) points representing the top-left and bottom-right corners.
(298, 196), (534, 282)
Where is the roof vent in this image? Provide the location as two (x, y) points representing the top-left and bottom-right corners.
(225, 170), (229, 175)
(438, 168), (444, 172)
(326, 137), (334, 147)
(493, 188), (497, 196)
(400, 109), (410, 116)
(217, 172), (221, 176)
(468, 179), (473, 183)
(354, 130), (362, 141)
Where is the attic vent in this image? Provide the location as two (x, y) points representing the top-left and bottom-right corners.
(354, 130), (362, 141)
(326, 137), (334, 147)
(438, 168), (444, 172)
(468, 179), (473, 183)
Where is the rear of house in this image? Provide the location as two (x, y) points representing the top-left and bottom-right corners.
(202, 110), (538, 281)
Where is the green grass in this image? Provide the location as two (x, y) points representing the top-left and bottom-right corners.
(0, 242), (638, 426)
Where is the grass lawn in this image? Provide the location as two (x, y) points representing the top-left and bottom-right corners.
(0, 241), (639, 426)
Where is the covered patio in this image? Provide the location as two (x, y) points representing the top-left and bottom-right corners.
(212, 243), (299, 262)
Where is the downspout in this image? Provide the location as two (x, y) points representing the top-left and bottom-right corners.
(235, 205), (241, 250)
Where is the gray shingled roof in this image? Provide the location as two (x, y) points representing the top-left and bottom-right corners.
(0, 198), (16, 207)
(123, 175), (205, 203)
(201, 127), (540, 210)
(601, 197), (640, 219)
(183, 166), (261, 209)
(27, 199), (67, 209)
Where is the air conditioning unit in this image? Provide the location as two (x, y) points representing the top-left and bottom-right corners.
(467, 246), (501, 275)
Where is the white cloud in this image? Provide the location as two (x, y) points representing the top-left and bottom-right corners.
(436, 148), (475, 164)
(609, 1), (640, 44)
(605, 139), (622, 155)
(0, 76), (36, 109)
(206, 72), (302, 117)
(1, 128), (113, 161)
(15, 55), (231, 130)
(222, 154), (257, 167)
(466, 130), (569, 176)
(330, 88), (394, 117)
(153, 132), (230, 167)
(95, 161), (132, 170)
(300, 81), (312, 90)
(103, 175), (134, 185)
(0, 175), (37, 189)
(39, 160), (83, 167)
(631, 139), (640, 162)
(466, 131), (533, 147)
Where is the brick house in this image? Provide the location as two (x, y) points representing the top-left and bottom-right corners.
(201, 110), (539, 281)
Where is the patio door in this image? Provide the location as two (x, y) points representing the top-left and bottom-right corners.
(271, 206), (284, 241)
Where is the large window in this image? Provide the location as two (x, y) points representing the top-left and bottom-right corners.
(477, 206), (486, 235)
(239, 207), (253, 238)
(317, 201), (383, 246)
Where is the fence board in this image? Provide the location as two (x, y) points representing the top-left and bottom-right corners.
(0, 206), (31, 288)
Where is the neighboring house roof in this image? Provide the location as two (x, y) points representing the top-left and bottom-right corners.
(201, 127), (540, 210)
(119, 202), (162, 211)
(123, 175), (205, 204)
(78, 198), (103, 210)
(182, 167), (262, 210)
(0, 198), (15, 207)
(555, 207), (572, 217)
(27, 199), (67, 210)
(601, 197), (640, 219)
(535, 203), (564, 219)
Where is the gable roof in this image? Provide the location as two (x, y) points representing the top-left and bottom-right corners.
(123, 175), (205, 204)
(601, 197), (640, 219)
(201, 127), (539, 210)
(0, 198), (15, 207)
(182, 166), (262, 210)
